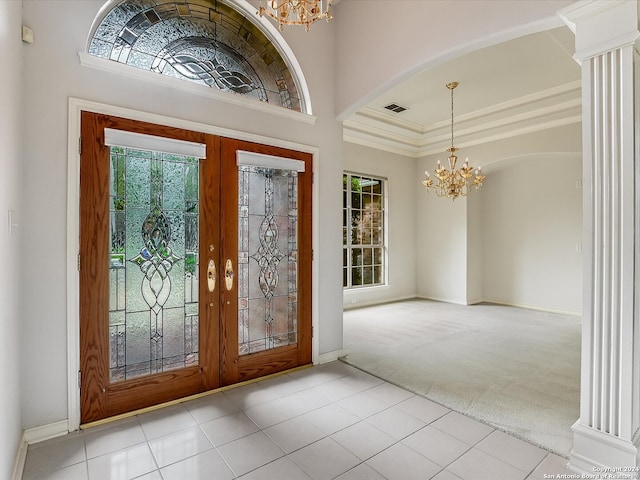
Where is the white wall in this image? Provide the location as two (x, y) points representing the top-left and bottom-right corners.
(342, 143), (416, 308)
(20, 0), (343, 430)
(334, 0), (575, 118)
(482, 152), (582, 313)
(415, 185), (469, 304)
(467, 186), (484, 304)
(415, 123), (582, 312)
(0, 1), (24, 477)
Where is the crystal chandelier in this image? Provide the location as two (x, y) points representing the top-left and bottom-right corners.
(257, 0), (333, 31)
(422, 82), (486, 200)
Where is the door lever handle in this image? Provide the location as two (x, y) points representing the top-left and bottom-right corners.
(225, 259), (234, 291)
(207, 259), (216, 293)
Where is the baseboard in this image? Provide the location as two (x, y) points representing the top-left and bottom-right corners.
(315, 349), (347, 364)
(23, 419), (69, 445)
(414, 295), (582, 316)
(569, 422), (639, 473)
(415, 294), (468, 306)
(466, 297), (484, 306)
(481, 299), (582, 317)
(11, 433), (27, 480)
(343, 294), (416, 310)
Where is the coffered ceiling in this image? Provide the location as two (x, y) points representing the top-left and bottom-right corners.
(343, 26), (581, 158)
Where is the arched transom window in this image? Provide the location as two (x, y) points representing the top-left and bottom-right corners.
(89, 0), (303, 111)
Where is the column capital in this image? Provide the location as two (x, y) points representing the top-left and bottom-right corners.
(559, 0), (639, 62)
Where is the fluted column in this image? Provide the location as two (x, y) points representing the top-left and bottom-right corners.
(560, 0), (640, 473)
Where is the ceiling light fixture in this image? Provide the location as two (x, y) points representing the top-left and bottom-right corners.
(257, 0), (333, 31)
(422, 82), (485, 200)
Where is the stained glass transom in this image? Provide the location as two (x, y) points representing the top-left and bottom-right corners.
(238, 166), (298, 355)
(90, 0), (301, 111)
(109, 145), (199, 382)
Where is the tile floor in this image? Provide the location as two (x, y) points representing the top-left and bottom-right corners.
(22, 361), (572, 480)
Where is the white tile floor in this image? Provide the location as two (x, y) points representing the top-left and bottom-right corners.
(22, 361), (573, 480)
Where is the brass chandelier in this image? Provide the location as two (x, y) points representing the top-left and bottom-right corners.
(422, 82), (485, 200)
(258, 0), (333, 31)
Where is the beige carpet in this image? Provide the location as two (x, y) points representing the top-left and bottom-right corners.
(341, 299), (580, 457)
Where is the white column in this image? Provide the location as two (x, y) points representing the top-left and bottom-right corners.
(560, 0), (640, 473)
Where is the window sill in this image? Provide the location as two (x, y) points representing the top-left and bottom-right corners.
(343, 284), (389, 291)
(78, 52), (317, 126)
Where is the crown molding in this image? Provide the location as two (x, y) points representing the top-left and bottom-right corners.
(343, 80), (581, 158)
(343, 130), (422, 157)
(355, 107), (426, 134)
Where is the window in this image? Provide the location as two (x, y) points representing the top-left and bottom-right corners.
(343, 173), (386, 288)
(88, 0), (302, 111)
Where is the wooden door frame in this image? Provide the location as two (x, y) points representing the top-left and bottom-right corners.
(66, 98), (320, 431)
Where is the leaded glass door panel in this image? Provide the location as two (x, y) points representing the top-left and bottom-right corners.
(109, 143), (199, 381)
(219, 139), (312, 385)
(80, 112), (220, 423)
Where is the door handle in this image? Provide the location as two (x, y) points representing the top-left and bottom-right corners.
(225, 259), (234, 291)
(207, 259), (216, 292)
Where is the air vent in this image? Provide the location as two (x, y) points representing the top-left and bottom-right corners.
(384, 103), (408, 113)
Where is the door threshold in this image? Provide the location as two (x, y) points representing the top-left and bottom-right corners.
(80, 363), (313, 430)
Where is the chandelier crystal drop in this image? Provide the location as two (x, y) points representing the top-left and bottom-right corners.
(422, 82), (486, 200)
(257, 0), (333, 31)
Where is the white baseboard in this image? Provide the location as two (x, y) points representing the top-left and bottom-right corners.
(569, 422), (639, 473)
(343, 294), (416, 310)
(11, 433), (27, 480)
(23, 419), (70, 445)
(480, 299), (582, 317)
(315, 349), (347, 364)
(415, 295), (583, 316)
(415, 294), (468, 306)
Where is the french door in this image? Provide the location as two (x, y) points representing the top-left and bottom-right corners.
(79, 112), (312, 423)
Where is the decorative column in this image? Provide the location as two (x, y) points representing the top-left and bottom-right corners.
(560, 0), (640, 473)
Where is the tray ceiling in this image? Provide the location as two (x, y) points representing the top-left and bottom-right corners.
(343, 26), (581, 158)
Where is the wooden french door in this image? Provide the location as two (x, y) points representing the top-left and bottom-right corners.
(79, 112), (312, 423)
(218, 138), (313, 384)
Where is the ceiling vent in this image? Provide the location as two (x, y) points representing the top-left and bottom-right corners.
(384, 103), (408, 114)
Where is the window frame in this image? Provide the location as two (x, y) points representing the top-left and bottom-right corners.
(343, 171), (388, 289)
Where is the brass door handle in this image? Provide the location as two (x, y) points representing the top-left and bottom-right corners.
(225, 259), (234, 291)
(207, 259), (216, 292)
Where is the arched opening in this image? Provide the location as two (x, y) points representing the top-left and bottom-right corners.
(341, 25), (582, 457)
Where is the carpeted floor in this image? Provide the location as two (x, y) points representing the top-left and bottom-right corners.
(341, 299), (580, 457)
